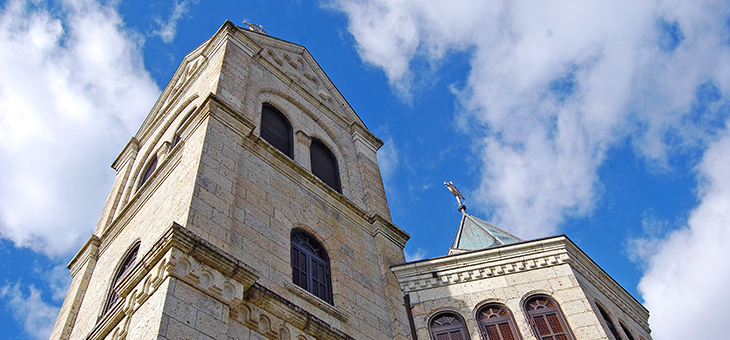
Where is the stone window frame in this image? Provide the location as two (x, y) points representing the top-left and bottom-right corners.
(290, 229), (332, 304)
(594, 301), (621, 340)
(524, 294), (575, 340)
(619, 321), (636, 340)
(260, 102), (294, 158)
(99, 241), (140, 319)
(309, 137), (341, 193)
(476, 303), (522, 340)
(428, 311), (472, 340)
(137, 156), (158, 190)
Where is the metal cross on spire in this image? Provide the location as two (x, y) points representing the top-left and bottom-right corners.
(444, 181), (467, 212)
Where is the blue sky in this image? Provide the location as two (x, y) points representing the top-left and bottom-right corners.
(1, 0), (730, 339)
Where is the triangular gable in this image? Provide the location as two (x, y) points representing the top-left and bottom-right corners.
(237, 25), (368, 132)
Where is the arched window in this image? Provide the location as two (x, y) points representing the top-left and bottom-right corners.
(101, 242), (140, 316)
(620, 322), (636, 340)
(310, 138), (340, 193)
(429, 311), (471, 340)
(291, 229), (332, 304)
(138, 156), (157, 189)
(525, 296), (574, 340)
(595, 303), (621, 340)
(477, 304), (522, 340)
(260, 103), (293, 158)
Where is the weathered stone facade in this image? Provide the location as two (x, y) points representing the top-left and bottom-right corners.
(50, 21), (651, 340)
(392, 236), (652, 340)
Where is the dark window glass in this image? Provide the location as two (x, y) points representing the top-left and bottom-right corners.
(596, 304), (621, 340)
(525, 296), (574, 340)
(101, 243), (139, 317)
(477, 304), (521, 340)
(620, 323), (636, 340)
(260, 104), (293, 158)
(429, 312), (471, 340)
(171, 133), (181, 148)
(291, 229), (332, 304)
(139, 156), (157, 189)
(310, 138), (340, 193)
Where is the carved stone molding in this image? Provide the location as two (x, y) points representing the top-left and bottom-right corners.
(86, 223), (260, 340)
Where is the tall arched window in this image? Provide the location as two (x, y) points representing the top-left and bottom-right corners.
(477, 304), (522, 340)
(429, 311), (471, 340)
(525, 296), (574, 340)
(595, 303), (621, 340)
(101, 242), (140, 317)
(260, 103), (293, 158)
(620, 322), (636, 340)
(310, 138), (340, 193)
(291, 229), (332, 304)
(138, 156), (157, 189)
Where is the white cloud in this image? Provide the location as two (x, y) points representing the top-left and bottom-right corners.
(335, 1), (730, 338)
(333, 0), (730, 236)
(377, 138), (399, 185)
(0, 0), (159, 256)
(152, 0), (197, 43)
(0, 283), (60, 340)
(638, 128), (730, 339)
(404, 247), (425, 262)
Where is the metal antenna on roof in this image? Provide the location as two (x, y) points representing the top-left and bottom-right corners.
(444, 181), (467, 213)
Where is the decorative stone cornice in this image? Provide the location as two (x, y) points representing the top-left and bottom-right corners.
(205, 93), (256, 139)
(391, 235), (651, 334)
(233, 283), (356, 340)
(111, 138), (139, 172)
(67, 235), (100, 277)
(370, 213), (410, 249)
(87, 223), (260, 340)
(392, 236), (571, 294)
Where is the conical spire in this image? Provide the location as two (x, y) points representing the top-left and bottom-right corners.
(444, 182), (522, 255)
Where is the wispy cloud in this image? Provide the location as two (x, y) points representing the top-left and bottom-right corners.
(0, 283), (60, 340)
(0, 0), (159, 256)
(637, 129), (730, 338)
(404, 247), (426, 262)
(334, 0), (730, 338)
(152, 0), (198, 43)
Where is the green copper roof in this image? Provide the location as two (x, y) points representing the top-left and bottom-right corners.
(449, 210), (522, 253)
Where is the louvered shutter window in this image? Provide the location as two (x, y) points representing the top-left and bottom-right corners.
(138, 156), (157, 189)
(430, 312), (471, 340)
(260, 104), (293, 158)
(310, 138), (341, 193)
(526, 297), (574, 340)
(101, 243), (140, 317)
(620, 323), (636, 340)
(291, 229), (332, 304)
(596, 304), (621, 340)
(477, 304), (522, 340)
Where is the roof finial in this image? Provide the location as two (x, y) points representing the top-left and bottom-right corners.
(243, 21), (268, 35)
(444, 181), (467, 213)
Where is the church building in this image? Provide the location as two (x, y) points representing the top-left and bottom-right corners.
(50, 21), (652, 340)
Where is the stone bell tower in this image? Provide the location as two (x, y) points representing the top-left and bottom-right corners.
(50, 21), (411, 340)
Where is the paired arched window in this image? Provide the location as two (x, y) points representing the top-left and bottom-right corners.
(429, 312), (471, 340)
(525, 296), (573, 340)
(620, 322), (636, 340)
(260, 104), (293, 158)
(477, 304), (521, 340)
(595, 303), (621, 340)
(291, 229), (332, 304)
(101, 242), (140, 316)
(138, 156), (157, 189)
(310, 138), (341, 193)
